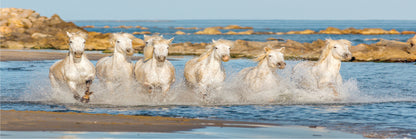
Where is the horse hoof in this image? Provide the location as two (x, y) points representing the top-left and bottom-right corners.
(80, 94), (91, 103)
(80, 97), (90, 103)
(73, 95), (81, 100)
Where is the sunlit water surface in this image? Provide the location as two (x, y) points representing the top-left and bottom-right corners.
(1, 55), (415, 138)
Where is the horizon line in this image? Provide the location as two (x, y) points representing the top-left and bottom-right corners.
(69, 19), (416, 22)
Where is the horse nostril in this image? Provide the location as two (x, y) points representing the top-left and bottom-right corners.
(158, 56), (166, 61)
(344, 54), (349, 58)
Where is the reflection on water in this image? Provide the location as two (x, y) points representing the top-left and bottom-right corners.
(0, 56), (415, 138)
(0, 126), (364, 138)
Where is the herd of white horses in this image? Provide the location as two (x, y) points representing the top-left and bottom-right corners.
(49, 32), (352, 103)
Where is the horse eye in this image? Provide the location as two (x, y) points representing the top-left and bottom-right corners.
(215, 47), (218, 49)
(269, 55), (272, 57)
(117, 41), (120, 43)
(334, 46), (337, 48)
(167, 47), (169, 49)
(69, 41), (72, 43)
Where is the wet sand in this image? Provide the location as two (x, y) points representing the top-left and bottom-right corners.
(0, 49), (143, 61)
(1, 110), (274, 132)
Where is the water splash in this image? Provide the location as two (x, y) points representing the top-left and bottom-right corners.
(17, 61), (370, 106)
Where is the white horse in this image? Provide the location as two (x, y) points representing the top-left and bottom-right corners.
(184, 39), (233, 98)
(96, 33), (135, 92)
(238, 47), (286, 92)
(49, 32), (96, 103)
(134, 35), (175, 95)
(292, 39), (352, 96)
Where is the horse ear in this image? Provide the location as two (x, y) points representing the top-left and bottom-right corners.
(168, 37), (174, 44)
(124, 33), (135, 40)
(109, 33), (116, 45)
(264, 47), (271, 52)
(66, 32), (72, 37)
(280, 47), (285, 53)
(80, 32), (88, 39)
(143, 35), (151, 42)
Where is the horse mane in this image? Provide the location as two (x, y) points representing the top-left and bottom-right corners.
(109, 32), (135, 46)
(68, 31), (88, 40)
(254, 49), (271, 65)
(315, 39), (351, 65)
(316, 39), (334, 65)
(197, 39), (233, 62)
(197, 45), (214, 62)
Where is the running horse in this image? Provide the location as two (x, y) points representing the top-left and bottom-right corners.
(49, 32), (95, 103)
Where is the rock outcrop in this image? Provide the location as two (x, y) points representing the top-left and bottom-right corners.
(167, 37), (416, 62)
(286, 29), (316, 34)
(194, 27), (222, 35)
(0, 8), (145, 50)
(2, 8), (415, 62)
(351, 38), (416, 62)
(223, 25), (253, 30)
(174, 31), (186, 35)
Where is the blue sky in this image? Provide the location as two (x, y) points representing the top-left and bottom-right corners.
(2, 0), (415, 20)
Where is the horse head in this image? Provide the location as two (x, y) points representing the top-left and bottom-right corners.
(211, 39), (233, 62)
(110, 33), (134, 56)
(67, 32), (87, 61)
(257, 47), (286, 69)
(326, 39), (352, 61)
(143, 35), (174, 62)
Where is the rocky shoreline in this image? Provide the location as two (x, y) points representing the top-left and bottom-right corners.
(1, 8), (416, 62)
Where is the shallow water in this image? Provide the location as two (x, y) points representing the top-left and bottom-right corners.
(74, 20), (416, 45)
(0, 54), (415, 137)
(0, 125), (364, 138)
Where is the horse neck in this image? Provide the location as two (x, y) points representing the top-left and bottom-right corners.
(256, 58), (274, 74)
(113, 51), (130, 63)
(318, 52), (341, 72)
(205, 50), (221, 67)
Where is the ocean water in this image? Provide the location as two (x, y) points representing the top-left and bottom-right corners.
(1, 20), (416, 138)
(74, 20), (416, 45)
(1, 57), (415, 137)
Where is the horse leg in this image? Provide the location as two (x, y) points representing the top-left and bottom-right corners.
(327, 83), (339, 97)
(80, 79), (93, 103)
(319, 82), (339, 97)
(161, 85), (170, 97)
(67, 81), (80, 100)
(144, 83), (153, 94)
(105, 81), (114, 94)
(49, 73), (61, 93)
(197, 83), (208, 100)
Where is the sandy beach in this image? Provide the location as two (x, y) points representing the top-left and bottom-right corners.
(0, 110), (365, 138)
(0, 110), (273, 132)
(0, 49), (130, 61)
